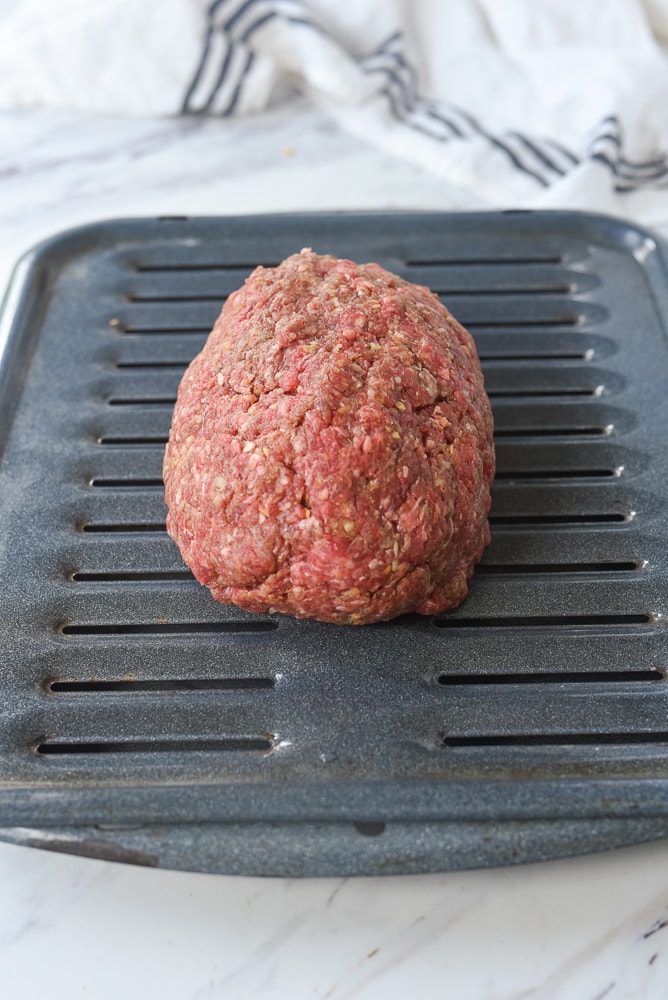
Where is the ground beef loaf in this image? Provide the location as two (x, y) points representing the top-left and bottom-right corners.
(163, 249), (495, 625)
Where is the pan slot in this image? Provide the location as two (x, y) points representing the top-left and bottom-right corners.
(129, 287), (574, 302)
(394, 262), (599, 297)
(107, 397), (175, 407)
(492, 401), (631, 436)
(47, 677), (275, 692)
(134, 256), (565, 271)
(127, 295), (227, 304)
(480, 351), (592, 363)
(97, 435), (168, 446)
(477, 327), (610, 350)
(132, 262), (279, 272)
(494, 468), (620, 480)
(475, 561), (640, 575)
(487, 387), (602, 398)
(489, 513), (629, 527)
(117, 326), (211, 335)
(81, 522), (167, 533)
(404, 255), (564, 266)
(89, 478), (164, 489)
(434, 613), (650, 629)
(70, 570), (194, 582)
(125, 293), (580, 314)
(114, 361), (189, 370)
(493, 426), (611, 438)
(119, 300), (599, 330)
(91, 471), (621, 488)
(97, 428), (612, 445)
(434, 286), (572, 296)
(113, 348), (595, 367)
(466, 318), (580, 329)
(105, 389), (604, 407)
(112, 303), (221, 332)
(101, 429), (611, 445)
(437, 668), (662, 685)
(480, 351), (591, 362)
(35, 737), (272, 755)
(442, 732), (668, 748)
(59, 621), (278, 635)
(483, 360), (612, 390)
(120, 354), (505, 370)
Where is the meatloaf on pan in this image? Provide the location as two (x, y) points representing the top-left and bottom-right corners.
(164, 249), (494, 624)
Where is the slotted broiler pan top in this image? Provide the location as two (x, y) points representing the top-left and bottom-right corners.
(1, 211), (668, 876)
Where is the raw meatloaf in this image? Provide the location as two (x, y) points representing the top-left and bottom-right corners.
(164, 249), (494, 625)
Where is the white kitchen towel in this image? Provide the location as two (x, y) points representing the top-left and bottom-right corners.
(1, 0), (668, 223)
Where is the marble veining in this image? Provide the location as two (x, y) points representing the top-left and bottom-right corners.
(1, 103), (668, 1000)
(1, 838), (668, 998)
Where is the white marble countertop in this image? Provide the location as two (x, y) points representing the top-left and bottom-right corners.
(1, 102), (668, 1000)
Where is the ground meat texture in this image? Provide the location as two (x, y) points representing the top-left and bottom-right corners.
(163, 249), (495, 625)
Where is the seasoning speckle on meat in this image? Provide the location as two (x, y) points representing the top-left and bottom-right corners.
(163, 249), (494, 624)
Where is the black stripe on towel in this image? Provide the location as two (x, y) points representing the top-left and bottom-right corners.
(587, 114), (668, 189)
(221, 49), (256, 116)
(200, 38), (234, 113)
(507, 133), (567, 177)
(543, 138), (581, 167)
(359, 43), (557, 185)
(447, 105), (550, 187)
(183, 6), (668, 194)
(591, 152), (668, 189)
(181, 24), (215, 112)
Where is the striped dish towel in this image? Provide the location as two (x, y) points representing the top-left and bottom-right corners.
(1, 0), (667, 223)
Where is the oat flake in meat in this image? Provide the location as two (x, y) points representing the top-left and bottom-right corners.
(163, 249), (495, 625)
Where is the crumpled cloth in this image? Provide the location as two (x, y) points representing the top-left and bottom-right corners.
(1, 0), (667, 223)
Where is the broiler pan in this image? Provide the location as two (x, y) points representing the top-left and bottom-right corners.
(0, 211), (667, 875)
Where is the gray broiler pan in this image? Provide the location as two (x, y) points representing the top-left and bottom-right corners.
(1, 211), (668, 876)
